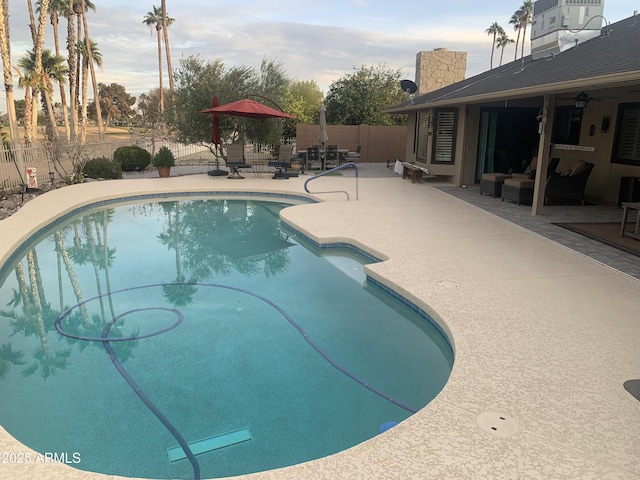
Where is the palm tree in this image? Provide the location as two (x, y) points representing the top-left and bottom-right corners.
(18, 49), (68, 141)
(519, 0), (534, 59)
(77, 38), (101, 141)
(160, 0), (175, 98)
(14, 68), (43, 144)
(485, 22), (505, 69)
(143, 4), (175, 113)
(80, 0), (103, 141)
(496, 33), (515, 66)
(0, 1), (28, 179)
(66, 0), (79, 142)
(509, 11), (523, 61)
(37, 0), (71, 141)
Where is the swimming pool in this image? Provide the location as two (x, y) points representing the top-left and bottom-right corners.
(0, 196), (452, 479)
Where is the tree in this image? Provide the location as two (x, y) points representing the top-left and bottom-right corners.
(496, 33), (515, 66)
(170, 55), (286, 157)
(17, 49), (68, 140)
(281, 80), (323, 137)
(90, 82), (136, 126)
(66, 0), (79, 142)
(509, 11), (523, 61)
(519, 1), (534, 59)
(14, 99), (26, 122)
(324, 64), (407, 126)
(77, 37), (101, 140)
(485, 22), (505, 69)
(0, 0), (26, 166)
(244, 58), (289, 147)
(136, 88), (169, 125)
(37, 0), (71, 141)
(160, 0), (174, 98)
(76, 0), (102, 140)
(26, 0), (55, 141)
(143, 4), (175, 113)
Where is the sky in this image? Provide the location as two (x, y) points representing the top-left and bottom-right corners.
(3, 0), (637, 113)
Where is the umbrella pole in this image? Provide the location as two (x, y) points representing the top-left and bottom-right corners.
(208, 144), (228, 177)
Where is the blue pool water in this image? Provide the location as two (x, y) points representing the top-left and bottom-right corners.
(0, 197), (453, 479)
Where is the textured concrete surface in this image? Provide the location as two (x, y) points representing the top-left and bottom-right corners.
(1, 169), (638, 480)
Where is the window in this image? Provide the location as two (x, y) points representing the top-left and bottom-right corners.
(612, 102), (640, 166)
(416, 111), (431, 161)
(432, 109), (457, 164)
(553, 106), (583, 145)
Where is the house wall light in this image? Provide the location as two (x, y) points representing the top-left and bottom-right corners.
(575, 92), (590, 109)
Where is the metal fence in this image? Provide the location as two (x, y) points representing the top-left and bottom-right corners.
(0, 140), (219, 192)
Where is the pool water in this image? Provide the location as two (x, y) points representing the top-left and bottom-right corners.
(0, 197), (453, 480)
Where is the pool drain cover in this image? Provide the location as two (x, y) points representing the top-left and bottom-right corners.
(476, 411), (521, 438)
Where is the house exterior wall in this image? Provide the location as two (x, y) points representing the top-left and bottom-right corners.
(547, 90), (640, 205)
(295, 124), (407, 163)
(408, 86), (640, 206)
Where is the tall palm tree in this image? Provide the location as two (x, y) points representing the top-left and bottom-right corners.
(143, 4), (175, 113)
(66, 0), (78, 142)
(509, 11), (523, 61)
(485, 22), (505, 69)
(67, 0), (102, 141)
(0, 0), (28, 178)
(77, 38), (101, 141)
(37, 0), (71, 141)
(496, 33), (515, 66)
(160, 0), (175, 98)
(74, 0), (102, 139)
(519, 0), (534, 59)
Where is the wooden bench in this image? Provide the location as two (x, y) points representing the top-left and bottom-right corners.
(401, 162), (430, 183)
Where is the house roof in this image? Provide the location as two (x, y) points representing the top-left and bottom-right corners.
(386, 14), (640, 113)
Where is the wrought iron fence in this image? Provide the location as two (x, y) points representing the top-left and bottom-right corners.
(0, 140), (218, 193)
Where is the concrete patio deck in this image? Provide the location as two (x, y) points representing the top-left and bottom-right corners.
(1, 166), (638, 480)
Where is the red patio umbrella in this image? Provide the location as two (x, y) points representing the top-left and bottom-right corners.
(210, 95), (221, 144)
(200, 98), (294, 119)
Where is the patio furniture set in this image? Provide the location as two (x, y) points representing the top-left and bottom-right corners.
(209, 144), (361, 180)
(480, 156), (595, 206)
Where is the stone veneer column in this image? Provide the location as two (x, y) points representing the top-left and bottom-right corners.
(415, 48), (467, 95)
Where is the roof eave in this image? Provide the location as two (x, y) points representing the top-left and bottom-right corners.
(384, 70), (640, 114)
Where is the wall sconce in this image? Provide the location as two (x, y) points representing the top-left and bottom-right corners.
(575, 91), (590, 109)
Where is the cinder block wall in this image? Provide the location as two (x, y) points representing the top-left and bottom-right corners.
(295, 124), (407, 163)
(415, 48), (467, 95)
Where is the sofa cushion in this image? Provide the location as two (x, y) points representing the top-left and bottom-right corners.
(569, 160), (588, 176)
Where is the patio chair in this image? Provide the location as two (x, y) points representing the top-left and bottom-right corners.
(544, 160), (595, 205)
(307, 146), (321, 170)
(269, 144), (297, 179)
(225, 144), (249, 179)
(325, 145), (339, 169)
(346, 145), (361, 163)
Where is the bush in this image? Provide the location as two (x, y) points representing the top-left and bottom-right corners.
(83, 157), (122, 179)
(114, 145), (151, 171)
(152, 146), (176, 168)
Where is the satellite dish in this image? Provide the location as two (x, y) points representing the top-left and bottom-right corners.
(400, 79), (417, 95)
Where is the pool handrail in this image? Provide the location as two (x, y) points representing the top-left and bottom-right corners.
(303, 162), (359, 200)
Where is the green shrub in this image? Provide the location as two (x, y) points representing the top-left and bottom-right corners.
(114, 145), (151, 171)
(83, 157), (122, 179)
(152, 146), (176, 168)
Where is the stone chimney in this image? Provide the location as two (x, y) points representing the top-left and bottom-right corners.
(415, 48), (467, 96)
